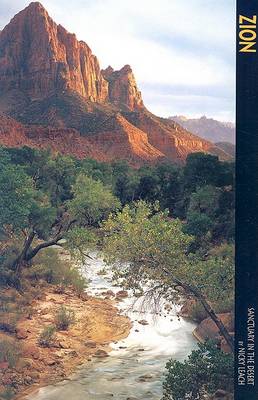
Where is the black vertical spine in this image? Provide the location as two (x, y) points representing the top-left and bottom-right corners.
(236, 1), (258, 399)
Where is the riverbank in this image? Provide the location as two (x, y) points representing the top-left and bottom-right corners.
(19, 255), (197, 400)
(0, 283), (131, 400)
(179, 299), (234, 353)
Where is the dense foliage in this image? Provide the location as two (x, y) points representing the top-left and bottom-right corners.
(2, 147), (234, 245)
(0, 146), (234, 292)
(0, 147), (119, 286)
(102, 200), (234, 307)
(163, 341), (234, 400)
(0, 146), (235, 398)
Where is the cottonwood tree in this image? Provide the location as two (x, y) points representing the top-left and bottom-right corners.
(0, 150), (120, 276)
(102, 201), (234, 351)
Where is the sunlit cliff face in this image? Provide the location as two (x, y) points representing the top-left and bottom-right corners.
(0, 2), (232, 166)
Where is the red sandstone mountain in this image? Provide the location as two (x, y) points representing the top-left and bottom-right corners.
(0, 2), (231, 165)
(0, 2), (108, 102)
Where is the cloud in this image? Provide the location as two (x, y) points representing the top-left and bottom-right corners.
(0, 0), (236, 121)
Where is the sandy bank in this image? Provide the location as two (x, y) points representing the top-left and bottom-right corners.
(0, 284), (131, 400)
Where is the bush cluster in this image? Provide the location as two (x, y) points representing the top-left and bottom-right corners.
(54, 306), (75, 331)
(163, 341), (234, 400)
(38, 325), (57, 347)
(24, 249), (87, 294)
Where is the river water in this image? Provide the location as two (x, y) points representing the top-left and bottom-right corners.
(25, 255), (197, 400)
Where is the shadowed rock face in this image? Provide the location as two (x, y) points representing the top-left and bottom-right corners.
(0, 2), (232, 166)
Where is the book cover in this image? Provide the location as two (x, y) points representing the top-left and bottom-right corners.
(0, 1), (256, 399)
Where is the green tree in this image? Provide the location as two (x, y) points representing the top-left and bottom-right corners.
(76, 158), (114, 186)
(68, 174), (120, 226)
(40, 154), (77, 206)
(15, 174), (119, 269)
(184, 153), (223, 191)
(196, 244), (235, 312)
(163, 341), (234, 400)
(102, 201), (234, 351)
(135, 163), (182, 214)
(110, 160), (140, 204)
(0, 149), (119, 276)
(6, 147), (51, 183)
(184, 185), (220, 238)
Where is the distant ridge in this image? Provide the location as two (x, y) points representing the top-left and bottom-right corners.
(215, 142), (235, 158)
(170, 115), (235, 144)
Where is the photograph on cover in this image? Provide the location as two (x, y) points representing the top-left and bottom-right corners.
(0, 1), (237, 400)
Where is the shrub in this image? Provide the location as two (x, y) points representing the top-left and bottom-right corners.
(0, 293), (17, 313)
(0, 387), (15, 400)
(60, 265), (87, 295)
(24, 249), (87, 294)
(162, 341), (234, 400)
(0, 311), (20, 334)
(54, 306), (75, 331)
(0, 338), (21, 368)
(0, 292), (23, 333)
(38, 325), (56, 347)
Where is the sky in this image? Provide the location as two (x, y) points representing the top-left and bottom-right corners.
(0, 0), (236, 122)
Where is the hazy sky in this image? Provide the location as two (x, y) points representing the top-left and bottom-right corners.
(0, 0), (236, 121)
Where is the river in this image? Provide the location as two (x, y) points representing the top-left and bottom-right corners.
(25, 254), (197, 400)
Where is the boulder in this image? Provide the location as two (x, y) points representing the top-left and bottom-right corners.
(179, 299), (197, 318)
(93, 350), (109, 358)
(23, 344), (40, 360)
(137, 374), (153, 382)
(179, 299), (209, 322)
(164, 303), (173, 312)
(59, 340), (71, 349)
(138, 320), (149, 326)
(106, 290), (116, 297)
(85, 341), (97, 348)
(193, 313), (234, 344)
(116, 290), (129, 299)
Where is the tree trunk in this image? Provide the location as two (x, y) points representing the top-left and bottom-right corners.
(13, 231), (35, 273)
(25, 219), (76, 261)
(25, 235), (63, 261)
(163, 268), (234, 352)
